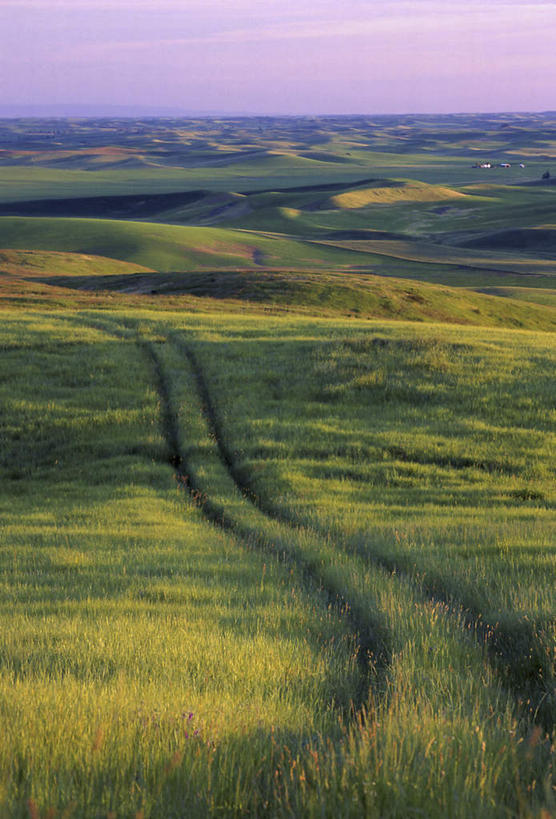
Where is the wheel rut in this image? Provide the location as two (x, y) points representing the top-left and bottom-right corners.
(74, 314), (382, 712)
(171, 333), (554, 729)
(146, 337), (385, 708)
(70, 314), (552, 728)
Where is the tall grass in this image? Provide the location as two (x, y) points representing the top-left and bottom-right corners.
(0, 308), (553, 815)
(171, 314), (554, 641)
(87, 308), (555, 816)
(0, 311), (360, 816)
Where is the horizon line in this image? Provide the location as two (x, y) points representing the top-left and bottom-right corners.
(1, 106), (556, 120)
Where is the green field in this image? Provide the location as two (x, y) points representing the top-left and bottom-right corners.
(0, 115), (554, 817)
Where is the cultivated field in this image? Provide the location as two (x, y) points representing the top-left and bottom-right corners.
(0, 114), (554, 817)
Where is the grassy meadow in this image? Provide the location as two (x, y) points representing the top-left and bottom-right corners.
(0, 114), (554, 817)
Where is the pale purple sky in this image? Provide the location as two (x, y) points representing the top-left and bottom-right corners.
(1, 0), (555, 115)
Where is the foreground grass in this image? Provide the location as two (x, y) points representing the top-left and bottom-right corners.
(148, 313), (556, 696)
(0, 308), (553, 816)
(165, 314), (554, 707)
(0, 313), (361, 816)
(76, 310), (556, 813)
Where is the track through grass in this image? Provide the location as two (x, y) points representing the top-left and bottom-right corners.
(151, 315), (554, 727)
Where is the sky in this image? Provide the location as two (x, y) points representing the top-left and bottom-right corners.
(1, 0), (555, 115)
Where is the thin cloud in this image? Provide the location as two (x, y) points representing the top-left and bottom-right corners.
(1, 0), (554, 9)
(0, 0), (316, 7)
(53, 4), (556, 60)
(2, 0), (554, 114)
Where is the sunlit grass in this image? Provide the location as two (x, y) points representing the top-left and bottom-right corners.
(0, 313), (361, 816)
(158, 313), (554, 713)
(0, 307), (553, 816)
(90, 308), (554, 816)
